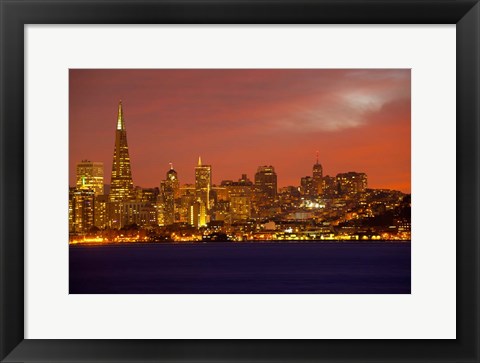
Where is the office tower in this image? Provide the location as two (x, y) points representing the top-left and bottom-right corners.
(122, 201), (157, 227)
(69, 187), (95, 233)
(336, 172), (368, 195)
(109, 101), (135, 203)
(68, 188), (74, 232)
(254, 165), (277, 202)
(160, 165), (179, 226)
(94, 194), (108, 229)
(107, 202), (125, 229)
(166, 165), (179, 197)
(322, 175), (337, 197)
(210, 185), (227, 218)
(312, 152), (323, 196)
(76, 160), (104, 196)
(300, 176), (316, 197)
(156, 194), (166, 227)
(189, 200), (207, 228)
(178, 184), (196, 223)
(212, 186), (228, 202)
(136, 187), (160, 203)
(195, 156), (212, 210)
(225, 174), (253, 221)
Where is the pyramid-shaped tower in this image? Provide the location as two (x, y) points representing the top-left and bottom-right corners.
(109, 101), (135, 202)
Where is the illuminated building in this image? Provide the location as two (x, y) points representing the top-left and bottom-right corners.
(109, 101), (135, 203)
(156, 195), (165, 226)
(76, 160), (104, 196)
(178, 184), (196, 223)
(212, 186), (228, 202)
(122, 201), (157, 227)
(312, 152), (323, 196)
(136, 187), (160, 203)
(107, 201), (157, 228)
(336, 172), (368, 195)
(165, 165), (179, 196)
(69, 187), (95, 233)
(179, 183), (195, 197)
(322, 175), (338, 197)
(254, 166), (277, 202)
(107, 202), (125, 229)
(160, 165), (179, 225)
(68, 189), (74, 232)
(189, 200), (207, 228)
(300, 176), (316, 197)
(68, 98), (410, 240)
(212, 200), (230, 222)
(395, 218), (411, 232)
(195, 156), (212, 210)
(209, 185), (229, 221)
(94, 194), (108, 229)
(225, 174), (253, 221)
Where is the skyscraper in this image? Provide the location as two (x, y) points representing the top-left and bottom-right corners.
(300, 176), (315, 197)
(195, 156), (211, 210)
(226, 174), (254, 221)
(189, 200), (207, 228)
(69, 187), (95, 233)
(160, 164), (179, 225)
(109, 101), (135, 202)
(76, 160), (104, 196)
(336, 172), (368, 195)
(255, 165), (277, 202)
(312, 152), (323, 196)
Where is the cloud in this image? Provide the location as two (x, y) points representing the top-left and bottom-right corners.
(270, 88), (401, 132)
(69, 69), (411, 191)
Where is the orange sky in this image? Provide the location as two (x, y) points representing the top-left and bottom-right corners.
(69, 69), (411, 193)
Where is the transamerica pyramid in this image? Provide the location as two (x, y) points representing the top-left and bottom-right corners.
(109, 101), (135, 202)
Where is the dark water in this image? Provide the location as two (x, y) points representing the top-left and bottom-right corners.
(69, 242), (411, 294)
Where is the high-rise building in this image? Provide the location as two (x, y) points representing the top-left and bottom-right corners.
(94, 194), (108, 229)
(225, 174), (253, 221)
(178, 184), (196, 224)
(336, 172), (368, 195)
(160, 165), (179, 225)
(300, 176), (316, 197)
(122, 201), (157, 227)
(322, 175), (337, 197)
(312, 152), (323, 196)
(212, 186), (228, 202)
(166, 165), (179, 196)
(189, 200), (207, 228)
(69, 187), (95, 233)
(76, 160), (104, 196)
(136, 187), (160, 203)
(195, 156), (211, 210)
(109, 101), (135, 203)
(255, 165), (277, 202)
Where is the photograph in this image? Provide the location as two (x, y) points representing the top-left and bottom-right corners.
(3, 0), (479, 361)
(69, 69), (411, 294)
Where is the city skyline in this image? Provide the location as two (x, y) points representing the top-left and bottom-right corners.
(69, 69), (411, 192)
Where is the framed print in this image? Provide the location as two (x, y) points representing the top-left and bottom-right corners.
(68, 68), (411, 295)
(1, 0), (479, 362)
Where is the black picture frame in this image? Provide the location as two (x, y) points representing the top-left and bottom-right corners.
(1, 0), (479, 362)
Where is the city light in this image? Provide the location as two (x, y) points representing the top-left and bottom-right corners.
(69, 101), (411, 244)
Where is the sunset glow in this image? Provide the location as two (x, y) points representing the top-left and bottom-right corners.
(69, 69), (410, 192)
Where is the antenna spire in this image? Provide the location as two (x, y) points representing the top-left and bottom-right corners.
(316, 150), (319, 164)
(198, 156), (202, 166)
(116, 100), (124, 130)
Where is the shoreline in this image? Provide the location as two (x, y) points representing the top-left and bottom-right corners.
(69, 240), (411, 247)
